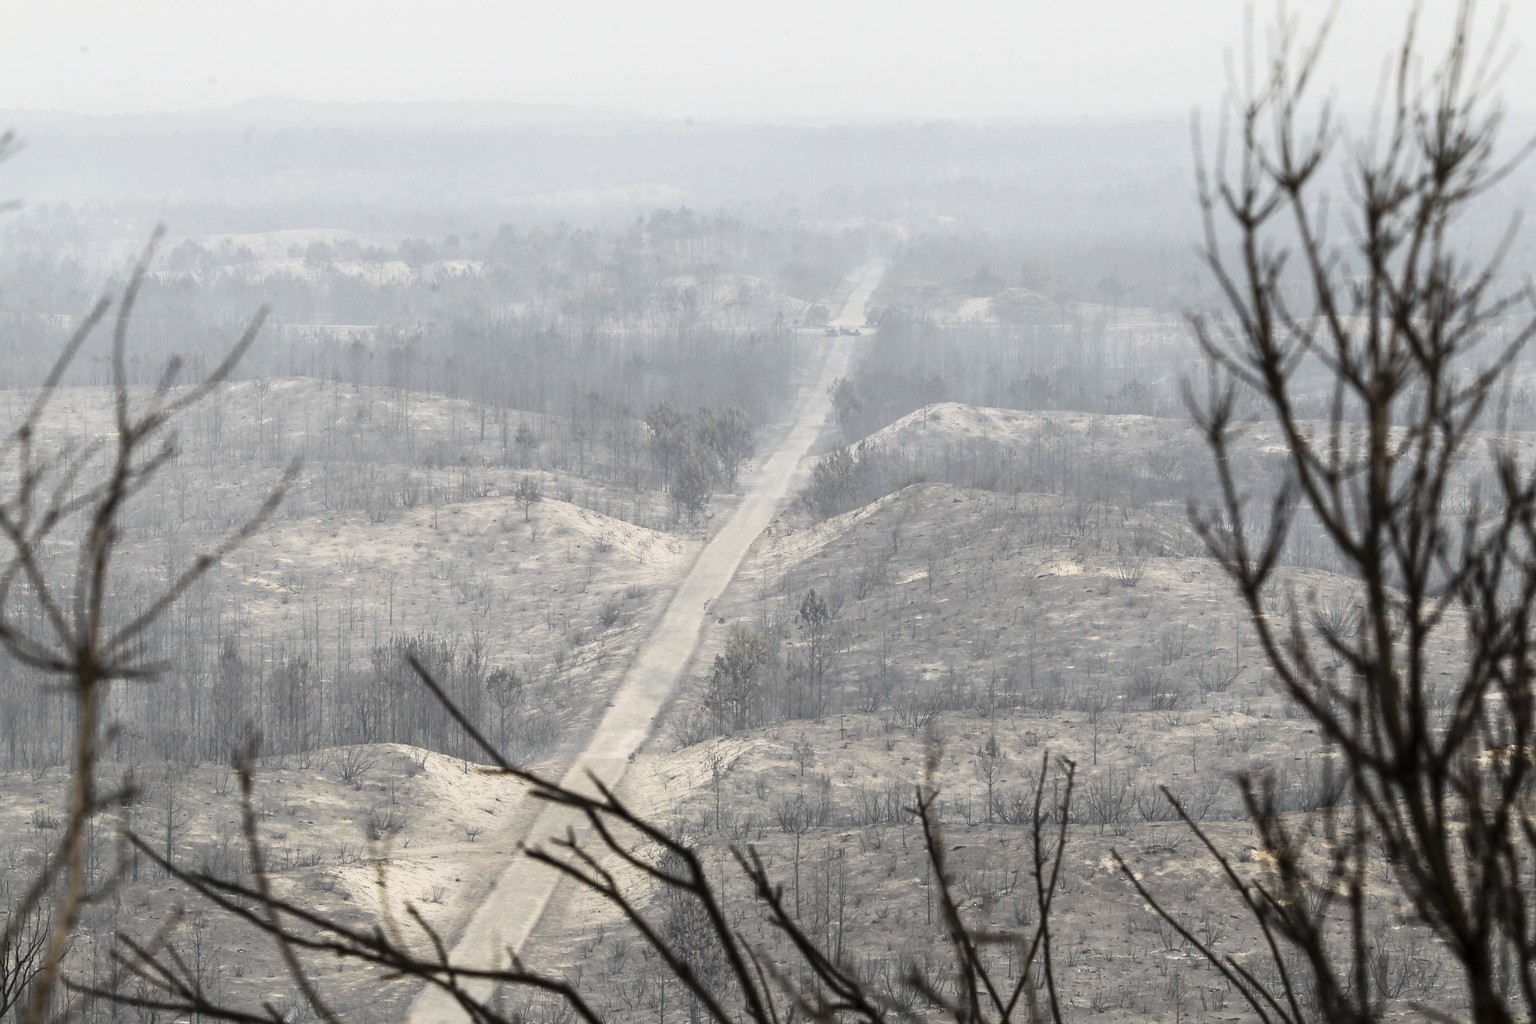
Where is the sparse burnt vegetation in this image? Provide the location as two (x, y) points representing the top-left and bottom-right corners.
(5, 3), (1536, 1023)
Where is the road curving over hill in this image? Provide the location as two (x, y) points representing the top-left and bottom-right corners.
(405, 262), (884, 1024)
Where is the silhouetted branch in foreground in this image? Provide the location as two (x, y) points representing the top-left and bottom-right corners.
(92, 655), (1077, 1024)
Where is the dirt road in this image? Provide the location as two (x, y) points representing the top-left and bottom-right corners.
(405, 262), (884, 1023)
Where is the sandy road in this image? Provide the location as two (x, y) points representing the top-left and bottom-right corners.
(405, 262), (884, 1024)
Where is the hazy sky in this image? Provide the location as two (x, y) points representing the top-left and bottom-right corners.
(8, 1), (1535, 120)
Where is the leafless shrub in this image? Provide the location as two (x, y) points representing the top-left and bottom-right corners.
(1193, 656), (1238, 700)
(1077, 770), (1133, 836)
(1309, 591), (1362, 641)
(1134, 783), (1180, 823)
(1109, 552), (1147, 588)
(666, 705), (714, 749)
(597, 597), (625, 628)
(362, 803), (409, 841)
(333, 747), (377, 787)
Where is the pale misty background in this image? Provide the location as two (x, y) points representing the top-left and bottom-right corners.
(7, 0), (1531, 119)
